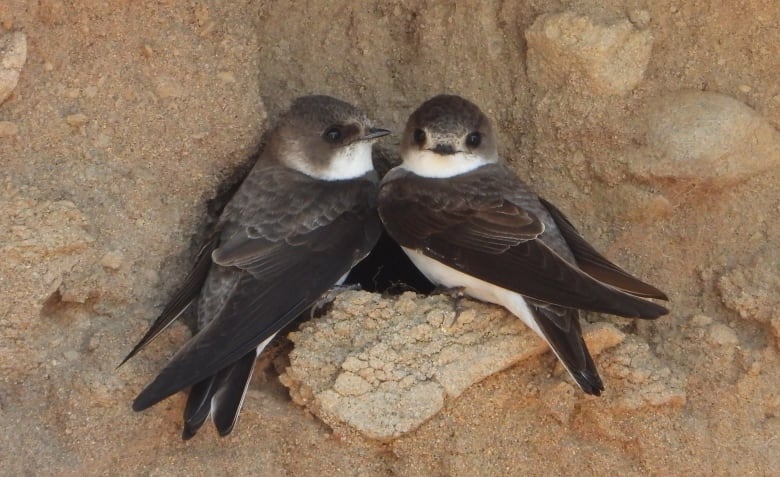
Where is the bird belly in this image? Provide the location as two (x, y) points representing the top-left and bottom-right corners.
(401, 247), (544, 338)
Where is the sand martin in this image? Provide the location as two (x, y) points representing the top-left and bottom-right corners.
(378, 95), (668, 395)
(123, 95), (389, 437)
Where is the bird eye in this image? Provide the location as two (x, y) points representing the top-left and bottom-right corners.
(413, 129), (426, 145)
(466, 132), (482, 148)
(323, 126), (342, 143)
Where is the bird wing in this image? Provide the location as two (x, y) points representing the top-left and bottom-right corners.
(119, 235), (220, 366)
(538, 197), (668, 300)
(378, 165), (667, 319)
(133, 167), (380, 411)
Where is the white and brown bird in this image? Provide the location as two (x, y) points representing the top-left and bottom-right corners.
(378, 95), (668, 395)
(123, 95), (389, 438)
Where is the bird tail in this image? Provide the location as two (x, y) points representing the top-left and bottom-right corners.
(529, 302), (604, 395)
(182, 349), (258, 440)
(180, 331), (279, 439)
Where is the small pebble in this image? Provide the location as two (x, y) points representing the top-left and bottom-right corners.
(217, 71), (235, 83)
(0, 120), (18, 137)
(0, 31), (27, 104)
(100, 251), (124, 270)
(707, 323), (740, 346)
(154, 77), (184, 98)
(628, 9), (651, 29)
(690, 315), (713, 327)
(65, 113), (89, 127)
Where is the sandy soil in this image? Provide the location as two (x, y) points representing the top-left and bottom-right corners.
(1, 1), (778, 476)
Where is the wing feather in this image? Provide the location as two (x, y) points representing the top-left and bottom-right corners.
(134, 168), (380, 411)
(378, 165), (667, 319)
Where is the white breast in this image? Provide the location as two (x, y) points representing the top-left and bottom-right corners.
(402, 247), (543, 337)
(319, 141), (374, 180)
(400, 149), (494, 178)
(289, 141), (374, 181)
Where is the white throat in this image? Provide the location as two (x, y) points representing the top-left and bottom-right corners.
(400, 149), (495, 178)
(291, 141), (374, 181)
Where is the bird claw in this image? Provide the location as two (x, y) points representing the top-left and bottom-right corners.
(433, 286), (468, 328)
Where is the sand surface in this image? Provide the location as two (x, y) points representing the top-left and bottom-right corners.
(1, 1), (778, 476)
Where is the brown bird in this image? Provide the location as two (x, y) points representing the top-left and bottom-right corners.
(378, 95), (668, 395)
(124, 95), (389, 437)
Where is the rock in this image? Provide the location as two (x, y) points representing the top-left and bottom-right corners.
(282, 291), (629, 440)
(582, 321), (626, 355)
(690, 314), (714, 327)
(64, 113), (89, 127)
(525, 12), (652, 95)
(100, 251), (124, 270)
(630, 91), (780, 185)
(600, 335), (687, 410)
(0, 181), (94, 371)
(153, 76), (185, 99)
(717, 253), (780, 349)
(0, 31), (26, 105)
(706, 323), (740, 347)
(0, 120), (18, 137)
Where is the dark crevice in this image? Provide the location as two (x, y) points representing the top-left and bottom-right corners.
(345, 230), (434, 295)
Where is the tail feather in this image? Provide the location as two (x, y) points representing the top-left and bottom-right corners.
(182, 378), (217, 440)
(529, 302), (604, 395)
(212, 350), (258, 436)
(178, 332), (277, 439)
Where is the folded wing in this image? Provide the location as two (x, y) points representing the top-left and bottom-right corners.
(134, 168), (380, 411)
(378, 166), (668, 319)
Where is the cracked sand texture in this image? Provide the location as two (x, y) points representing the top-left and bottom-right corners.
(1, 1), (779, 476)
(281, 291), (685, 440)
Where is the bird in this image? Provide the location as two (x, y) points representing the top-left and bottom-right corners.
(377, 94), (668, 395)
(122, 95), (389, 438)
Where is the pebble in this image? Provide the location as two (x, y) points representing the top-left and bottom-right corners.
(690, 314), (713, 327)
(100, 251), (124, 270)
(628, 9), (652, 29)
(631, 90), (780, 185)
(0, 120), (17, 137)
(525, 11), (653, 95)
(217, 71), (236, 83)
(154, 76), (185, 98)
(0, 31), (27, 104)
(65, 113), (89, 127)
(707, 323), (740, 347)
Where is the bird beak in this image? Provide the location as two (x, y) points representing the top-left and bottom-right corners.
(361, 127), (392, 141)
(430, 143), (457, 155)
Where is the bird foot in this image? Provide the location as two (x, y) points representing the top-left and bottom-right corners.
(433, 286), (469, 328)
